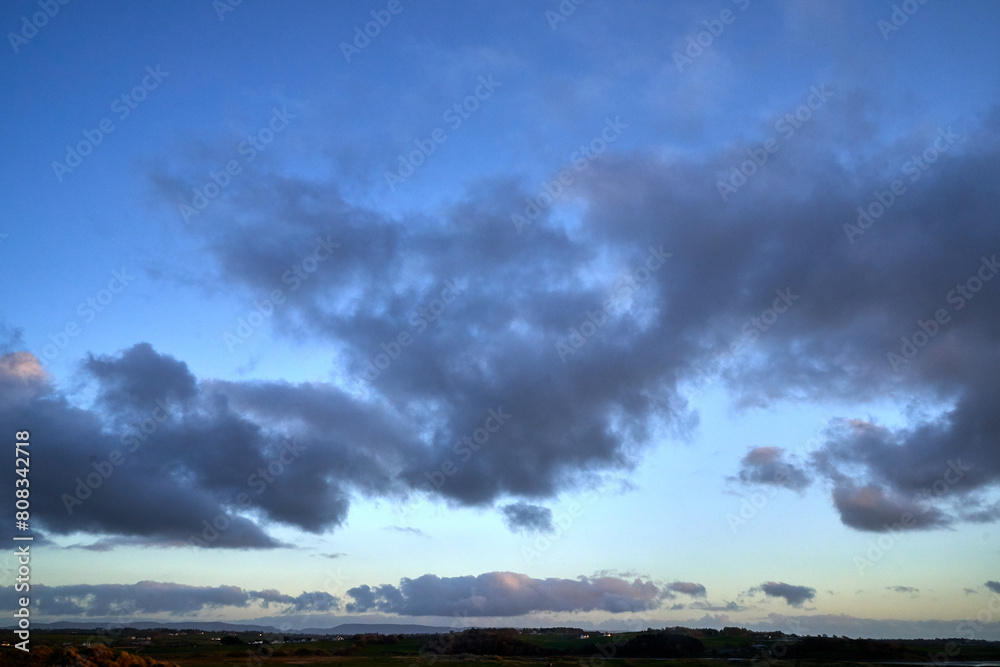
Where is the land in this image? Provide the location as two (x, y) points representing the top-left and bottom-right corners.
(2, 625), (999, 667)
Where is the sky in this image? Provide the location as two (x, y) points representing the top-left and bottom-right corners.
(2, 0), (1000, 641)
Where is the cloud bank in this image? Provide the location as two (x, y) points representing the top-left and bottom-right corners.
(4, 98), (1000, 550)
(346, 573), (663, 616)
(25, 581), (339, 617)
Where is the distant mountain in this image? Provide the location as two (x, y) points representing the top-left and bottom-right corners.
(25, 621), (282, 633)
(306, 623), (456, 635)
(12, 621), (458, 635)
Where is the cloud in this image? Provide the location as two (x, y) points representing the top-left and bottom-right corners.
(0, 350), (48, 406)
(0, 337), (651, 548)
(84, 342), (197, 414)
(18, 582), (340, 617)
(667, 581), (706, 598)
(733, 447), (812, 491)
(830, 483), (950, 532)
(689, 600), (745, 612)
(146, 101), (1000, 541)
(886, 586), (919, 594)
(281, 590), (342, 613)
(345, 572), (663, 616)
(6, 96), (1000, 550)
(0, 346), (347, 548)
(63, 536), (156, 552)
(385, 526), (428, 537)
(500, 502), (554, 533)
(756, 582), (816, 607)
(986, 581), (1000, 595)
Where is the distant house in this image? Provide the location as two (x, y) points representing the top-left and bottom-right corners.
(579, 634), (590, 639)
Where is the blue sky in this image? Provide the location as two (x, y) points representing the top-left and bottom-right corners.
(2, 0), (1000, 639)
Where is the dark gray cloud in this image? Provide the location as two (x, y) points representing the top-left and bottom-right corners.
(345, 572), (663, 616)
(18, 582), (340, 617)
(986, 581), (1000, 595)
(812, 416), (984, 532)
(5, 95), (1000, 549)
(831, 482), (950, 532)
(278, 590), (342, 613)
(733, 447), (812, 491)
(0, 348), (347, 548)
(84, 343), (197, 415)
(501, 502), (554, 533)
(145, 98), (1000, 539)
(886, 586), (919, 594)
(667, 581), (707, 598)
(757, 582), (816, 607)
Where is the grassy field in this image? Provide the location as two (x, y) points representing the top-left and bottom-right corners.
(4, 627), (1000, 667)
